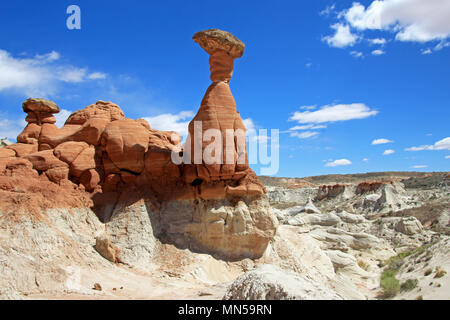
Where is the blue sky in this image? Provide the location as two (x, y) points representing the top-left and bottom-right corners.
(0, 0), (449, 177)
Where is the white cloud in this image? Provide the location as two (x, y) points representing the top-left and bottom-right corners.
(143, 111), (194, 137)
(290, 103), (378, 124)
(372, 138), (394, 145)
(305, 62), (312, 68)
(0, 49), (107, 96)
(320, 4), (336, 17)
(57, 67), (87, 83)
(341, 0), (450, 43)
(411, 165), (428, 169)
(383, 149), (395, 155)
(350, 51), (364, 58)
(0, 118), (25, 141)
(290, 131), (320, 139)
(372, 49), (386, 55)
(88, 72), (107, 80)
(445, 155), (450, 159)
(435, 40), (450, 51)
(405, 137), (450, 151)
(34, 51), (60, 63)
(325, 159), (352, 167)
(300, 105), (317, 110)
(369, 38), (387, 45)
(289, 124), (327, 130)
(421, 48), (433, 55)
(323, 23), (358, 48)
(363, 158), (369, 162)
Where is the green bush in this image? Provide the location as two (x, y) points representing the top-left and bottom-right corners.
(400, 279), (418, 292)
(381, 270), (400, 298)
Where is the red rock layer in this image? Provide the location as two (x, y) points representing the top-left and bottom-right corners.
(356, 181), (386, 194)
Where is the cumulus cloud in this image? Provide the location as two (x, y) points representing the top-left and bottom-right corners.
(372, 138), (394, 145)
(411, 165), (428, 169)
(290, 131), (320, 139)
(320, 4), (336, 17)
(323, 23), (359, 48)
(372, 49), (386, 55)
(350, 51), (364, 58)
(143, 111), (194, 137)
(0, 49), (107, 96)
(369, 38), (387, 45)
(383, 149), (395, 155)
(363, 158), (369, 162)
(87, 72), (107, 80)
(341, 0), (450, 43)
(405, 137), (450, 151)
(445, 155), (450, 159)
(325, 159), (352, 167)
(289, 124), (327, 130)
(290, 103), (378, 124)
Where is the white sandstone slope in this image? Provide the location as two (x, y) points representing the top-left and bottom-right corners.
(1, 172), (449, 300)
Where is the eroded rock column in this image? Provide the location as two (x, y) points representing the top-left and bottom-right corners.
(185, 29), (249, 184)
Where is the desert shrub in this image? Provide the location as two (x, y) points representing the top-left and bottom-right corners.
(381, 270), (400, 298)
(358, 260), (369, 271)
(400, 279), (418, 292)
(424, 268), (433, 276)
(416, 296), (423, 300)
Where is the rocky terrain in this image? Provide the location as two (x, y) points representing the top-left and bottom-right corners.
(0, 29), (449, 300)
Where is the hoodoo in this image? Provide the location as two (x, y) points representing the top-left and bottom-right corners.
(0, 29), (278, 260)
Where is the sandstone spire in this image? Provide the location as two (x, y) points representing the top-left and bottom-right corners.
(186, 29), (249, 183)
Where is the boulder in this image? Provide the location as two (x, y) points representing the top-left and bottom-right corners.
(45, 167), (69, 184)
(54, 141), (89, 164)
(95, 236), (117, 263)
(287, 213), (341, 227)
(22, 98), (60, 114)
(80, 169), (101, 191)
(223, 265), (341, 300)
(336, 211), (367, 224)
(69, 146), (96, 178)
(395, 217), (423, 235)
(24, 150), (69, 172)
(5, 143), (38, 157)
(102, 119), (149, 174)
(65, 101), (124, 125)
(0, 148), (16, 158)
(17, 123), (41, 144)
(283, 199), (321, 215)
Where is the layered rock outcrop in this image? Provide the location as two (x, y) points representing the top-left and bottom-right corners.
(183, 29), (264, 197)
(0, 29), (277, 260)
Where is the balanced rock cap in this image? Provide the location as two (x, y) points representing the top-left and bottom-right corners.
(23, 98), (60, 114)
(193, 29), (245, 58)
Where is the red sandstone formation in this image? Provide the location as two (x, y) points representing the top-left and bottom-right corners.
(316, 184), (347, 200)
(183, 29), (264, 197)
(0, 29), (275, 260)
(356, 181), (386, 194)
